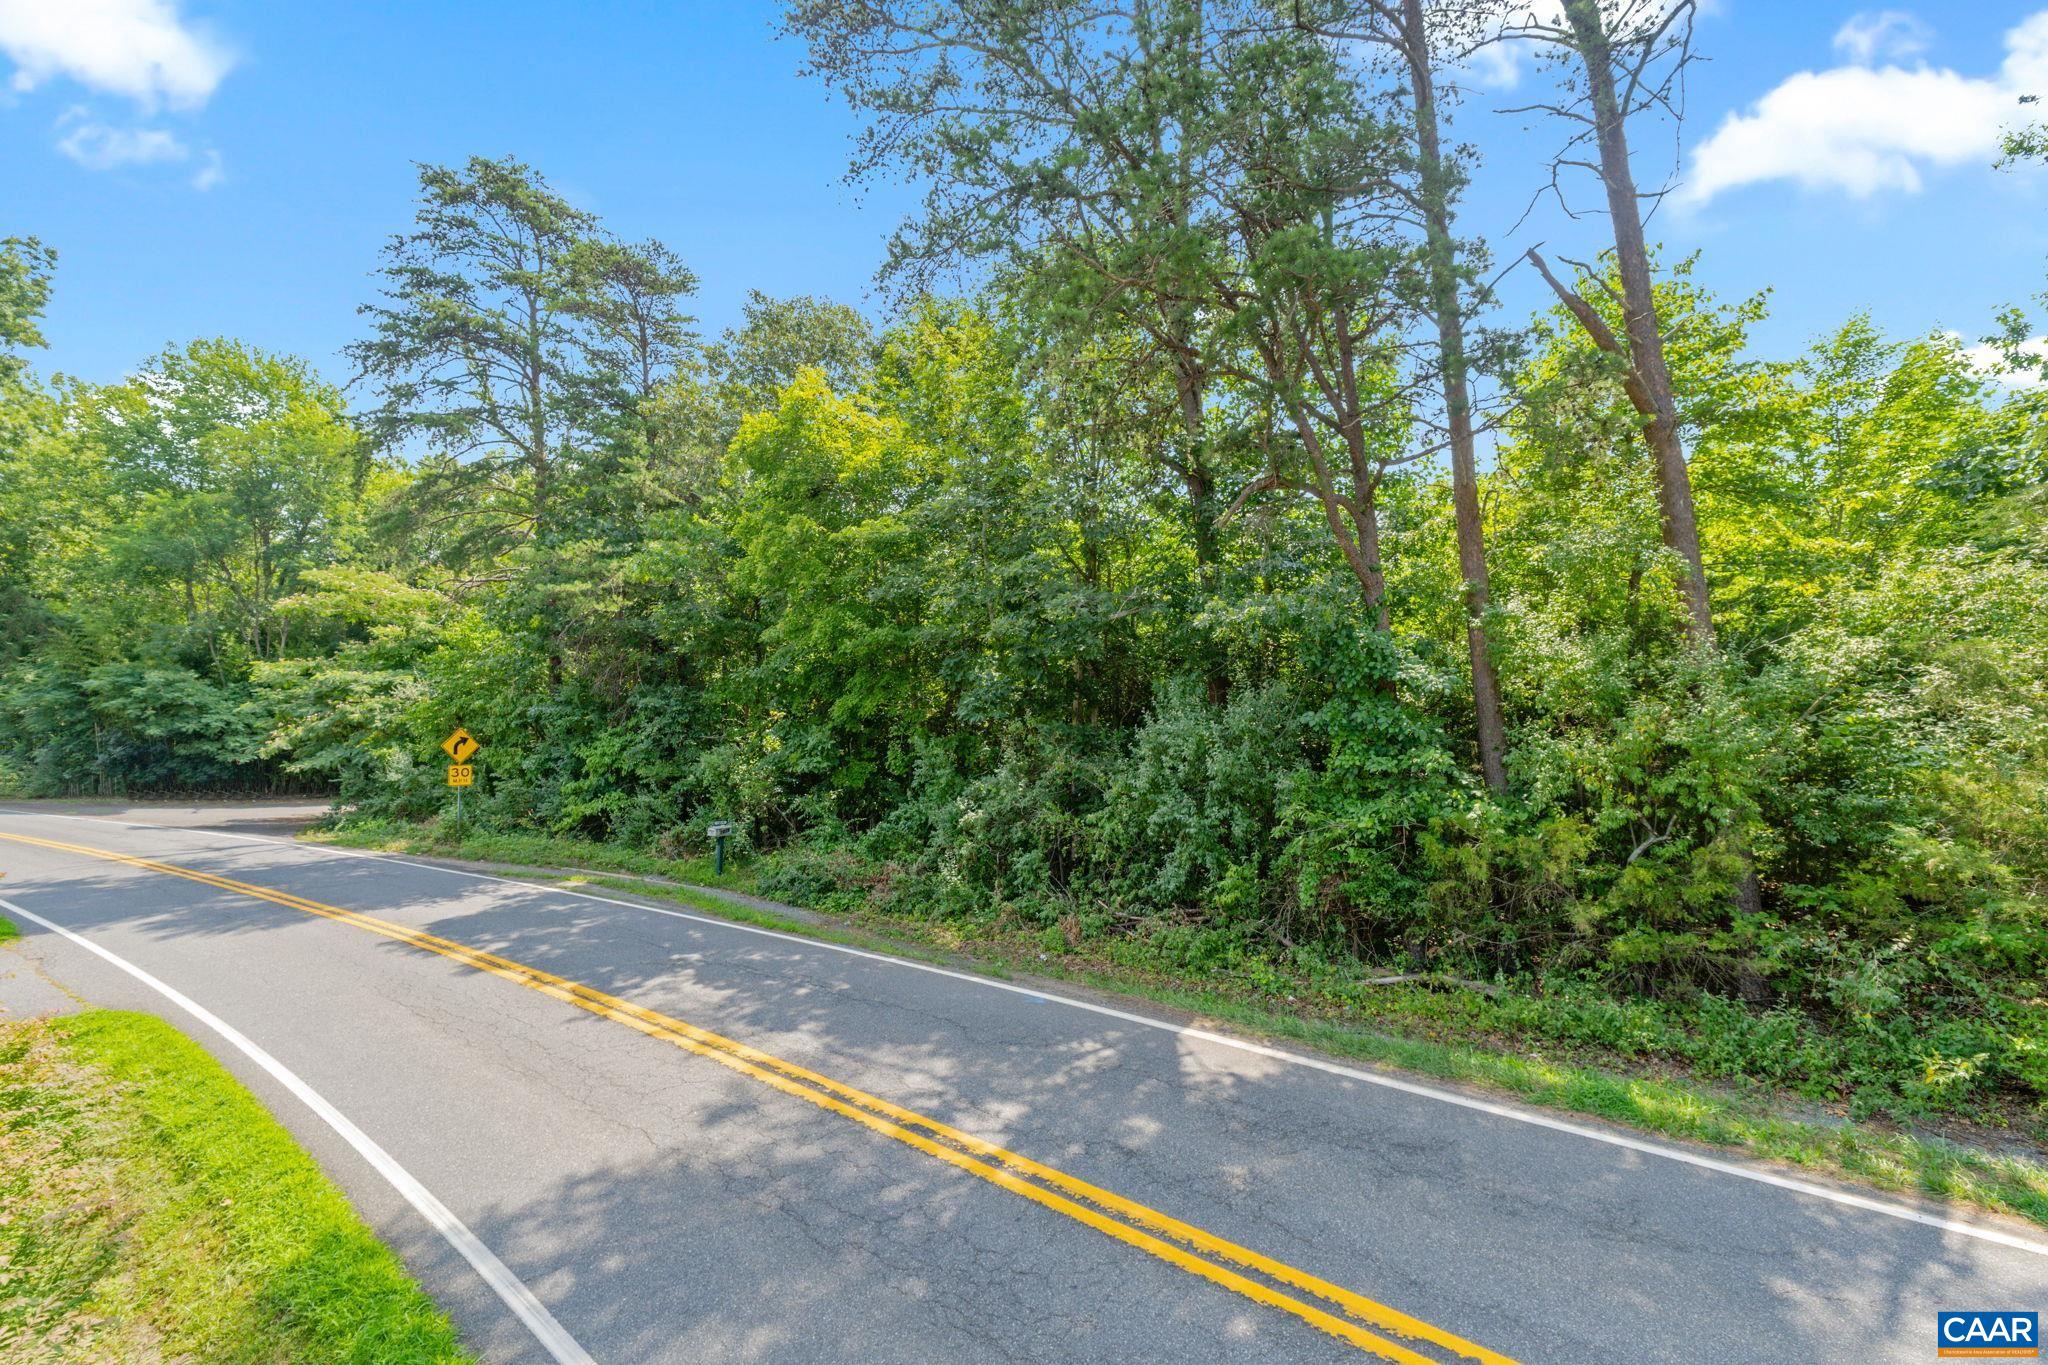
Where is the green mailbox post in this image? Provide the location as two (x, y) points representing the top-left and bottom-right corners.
(707, 820), (734, 875)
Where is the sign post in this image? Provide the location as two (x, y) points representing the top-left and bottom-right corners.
(442, 729), (480, 836)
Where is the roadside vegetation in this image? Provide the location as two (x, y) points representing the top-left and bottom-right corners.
(2, 2), (2044, 1172)
(0, 1009), (468, 1362)
(314, 818), (2048, 1232)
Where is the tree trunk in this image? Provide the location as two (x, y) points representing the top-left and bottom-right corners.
(1175, 355), (1230, 705)
(1156, 1), (1228, 708)
(1271, 376), (1389, 625)
(1352, 484), (1391, 635)
(1401, 0), (1508, 791)
(1563, 0), (1715, 647)
(1178, 360), (1219, 593)
(1563, 1), (1756, 915)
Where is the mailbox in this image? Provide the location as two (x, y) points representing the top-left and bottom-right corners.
(707, 820), (735, 873)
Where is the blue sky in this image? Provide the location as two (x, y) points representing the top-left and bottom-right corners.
(4, 1), (2046, 388)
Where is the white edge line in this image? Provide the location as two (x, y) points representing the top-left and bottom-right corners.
(0, 890), (597, 1365)
(7, 807), (2048, 1261)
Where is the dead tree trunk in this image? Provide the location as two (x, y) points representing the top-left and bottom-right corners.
(1550, 0), (1715, 645)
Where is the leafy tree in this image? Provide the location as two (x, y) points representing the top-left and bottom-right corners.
(1998, 93), (2046, 166)
(0, 236), (63, 659)
(788, 0), (1461, 682)
(347, 157), (701, 708)
(785, 0), (1254, 696)
(1200, 21), (1424, 629)
(348, 157), (696, 568)
(0, 236), (54, 392)
(1293, 0), (1516, 784)
(80, 340), (366, 662)
(707, 290), (873, 431)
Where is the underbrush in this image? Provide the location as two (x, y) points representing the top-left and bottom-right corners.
(759, 835), (2047, 1141)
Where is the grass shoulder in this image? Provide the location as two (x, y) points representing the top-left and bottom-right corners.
(304, 815), (749, 891)
(307, 817), (2048, 1236)
(0, 1008), (469, 1363)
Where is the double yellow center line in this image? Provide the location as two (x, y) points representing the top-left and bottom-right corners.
(0, 830), (1513, 1363)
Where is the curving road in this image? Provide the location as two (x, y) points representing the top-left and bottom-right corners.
(0, 802), (2041, 1363)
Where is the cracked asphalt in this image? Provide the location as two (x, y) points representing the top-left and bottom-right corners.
(0, 802), (2041, 1363)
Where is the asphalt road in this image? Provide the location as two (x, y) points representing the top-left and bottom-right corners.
(0, 802), (2041, 1363)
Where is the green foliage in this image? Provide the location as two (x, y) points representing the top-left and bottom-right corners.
(5, 125), (2046, 1133)
(0, 335), (370, 794)
(703, 289), (874, 439)
(1998, 94), (2048, 167)
(0, 235), (54, 390)
(1098, 679), (1307, 911)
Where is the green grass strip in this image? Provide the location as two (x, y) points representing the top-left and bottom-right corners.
(303, 818), (745, 891)
(0, 1009), (469, 1362)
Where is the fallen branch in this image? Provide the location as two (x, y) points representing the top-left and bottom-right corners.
(1362, 972), (1502, 997)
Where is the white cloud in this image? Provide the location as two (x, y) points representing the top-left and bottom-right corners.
(189, 147), (223, 190)
(1957, 333), (2048, 388)
(1682, 10), (2048, 205)
(1833, 10), (1932, 65)
(54, 106), (223, 187)
(1458, 41), (1525, 92)
(1457, 0), (1563, 92)
(0, 0), (233, 111)
(56, 114), (189, 170)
